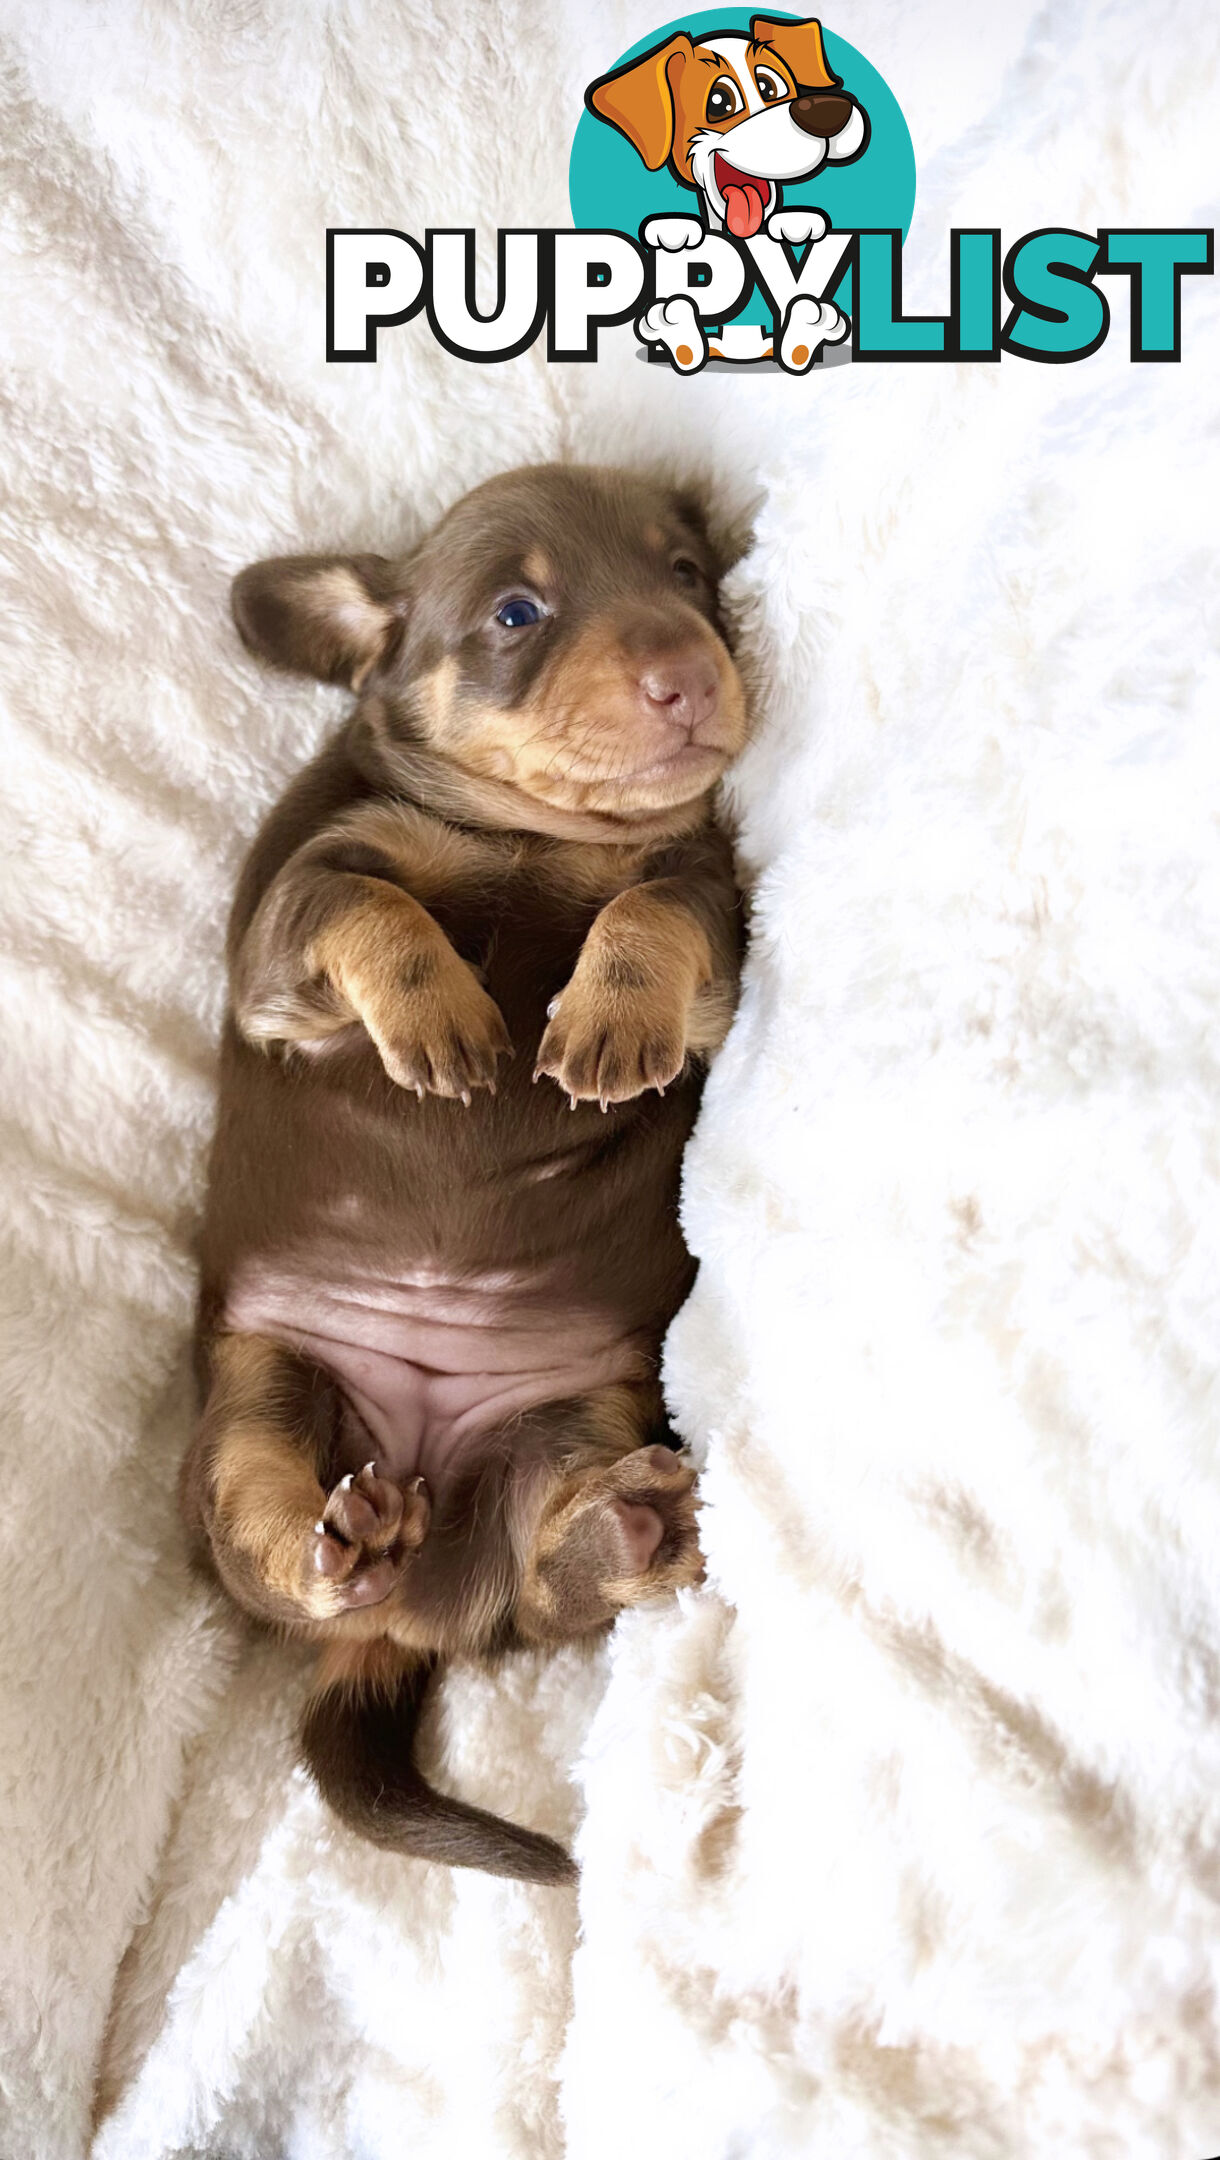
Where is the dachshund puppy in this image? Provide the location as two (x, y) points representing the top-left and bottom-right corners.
(182, 464), (748, 1883)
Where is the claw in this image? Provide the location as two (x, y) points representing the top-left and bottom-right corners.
(546, 995), (560, 1018)
(411, 1474), (427, 1493)
(569, 1094), (578, 1111)
(313, 1520), (326, 1536)
(414, 1084), (424, 1100)
(460, 1089), (472, 1107)
(338, 1472), (353, 1491)
(362, 1460), (377, 1478)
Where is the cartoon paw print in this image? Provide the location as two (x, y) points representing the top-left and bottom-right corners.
(778, 295), (849, 373)
(641, 216), (706, 253)
(636, 296), (706, 374)
(764, 208), (830, 248)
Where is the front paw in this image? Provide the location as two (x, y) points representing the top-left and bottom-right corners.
(365, 952), (511, 1101)
(535, 975), (687, 1106)
(765, 207), (828, 246)
(311, 1462), (430, 1611)
(641, 215), (706, 252)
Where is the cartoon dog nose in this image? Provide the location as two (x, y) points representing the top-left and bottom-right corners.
(790, 90), (855, 138)
(638, 657), (719, 732)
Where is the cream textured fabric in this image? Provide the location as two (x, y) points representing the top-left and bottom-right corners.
(1, 2), (1218, 2154)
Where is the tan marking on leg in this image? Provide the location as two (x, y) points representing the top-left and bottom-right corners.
(308, 881), (449, 1005)
(199, 1335), (337, 1620)
(535, 885), (714, 1103)
(199, 1336), (421, 1635)
(509, 1382), (677, 1642)
(211, 1420), (327, 1606)
(515, 1413), (701, 1645)
(309, 881), (510, 1097)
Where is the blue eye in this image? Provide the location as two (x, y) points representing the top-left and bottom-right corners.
(495, 597), (544, 629)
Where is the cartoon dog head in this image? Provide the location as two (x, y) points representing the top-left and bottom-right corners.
(587, 15), (868, 238)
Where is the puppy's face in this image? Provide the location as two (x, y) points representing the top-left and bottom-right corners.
(233, 466), (748, 819)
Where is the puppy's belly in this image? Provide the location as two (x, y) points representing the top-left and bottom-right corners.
(223, 1263), (649, 1485)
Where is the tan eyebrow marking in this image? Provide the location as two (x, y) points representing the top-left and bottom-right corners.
(696, 54), (748, 109)
(749, 49), (795, 93)
(522, 549), (551, 587)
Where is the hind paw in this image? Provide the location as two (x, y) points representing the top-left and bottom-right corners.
(636, 296), (706, 373)
(778, 294), (848, 373)
(599, 1445), (703, 1594)
(523, 1444), (704, 1641)
(312, 1464), (430, 1610)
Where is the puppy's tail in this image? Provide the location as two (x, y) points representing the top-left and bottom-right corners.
(300, 1650), (577, 1887)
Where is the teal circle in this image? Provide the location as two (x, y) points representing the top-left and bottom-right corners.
(569, 11), (916, 330)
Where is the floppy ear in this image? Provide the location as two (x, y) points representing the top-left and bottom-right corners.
(586, 34), (691, 171)
(230, 554), (406, 691)
(750, 15), (839, 90)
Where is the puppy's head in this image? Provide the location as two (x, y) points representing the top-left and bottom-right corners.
(587, 16), (866, 238)
(232, 465), (748, 820)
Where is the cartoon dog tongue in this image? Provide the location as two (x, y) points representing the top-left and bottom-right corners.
(715, 157), (768, 239)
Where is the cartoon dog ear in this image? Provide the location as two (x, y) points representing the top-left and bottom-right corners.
(230, 554), (407, 690)
(586, 34), (692, 171)
(749, 15), (839, 91)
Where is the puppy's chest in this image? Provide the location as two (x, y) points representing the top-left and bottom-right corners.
(428, 843), (639, 1019)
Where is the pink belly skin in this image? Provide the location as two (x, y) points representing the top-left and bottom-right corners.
(223, 1264), (649, 1489)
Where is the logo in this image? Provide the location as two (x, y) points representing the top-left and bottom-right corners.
(325, 12), (1212, 371)
(572, 10), (911, 371)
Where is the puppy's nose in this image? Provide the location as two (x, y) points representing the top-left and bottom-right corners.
(790, 90), (854, 137)
(638, 656), (719, 733)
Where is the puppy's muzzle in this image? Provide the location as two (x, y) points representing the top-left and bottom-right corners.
(638, 653), (720, 738)
(791, 91), (855, 138)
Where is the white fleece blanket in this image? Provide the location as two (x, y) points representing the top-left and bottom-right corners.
(2, 1), (1218, 2154)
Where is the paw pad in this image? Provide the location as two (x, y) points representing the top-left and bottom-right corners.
(310, 1462), (431, 1610)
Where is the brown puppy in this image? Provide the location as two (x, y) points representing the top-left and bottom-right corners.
(182, 464), (748, 1884)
